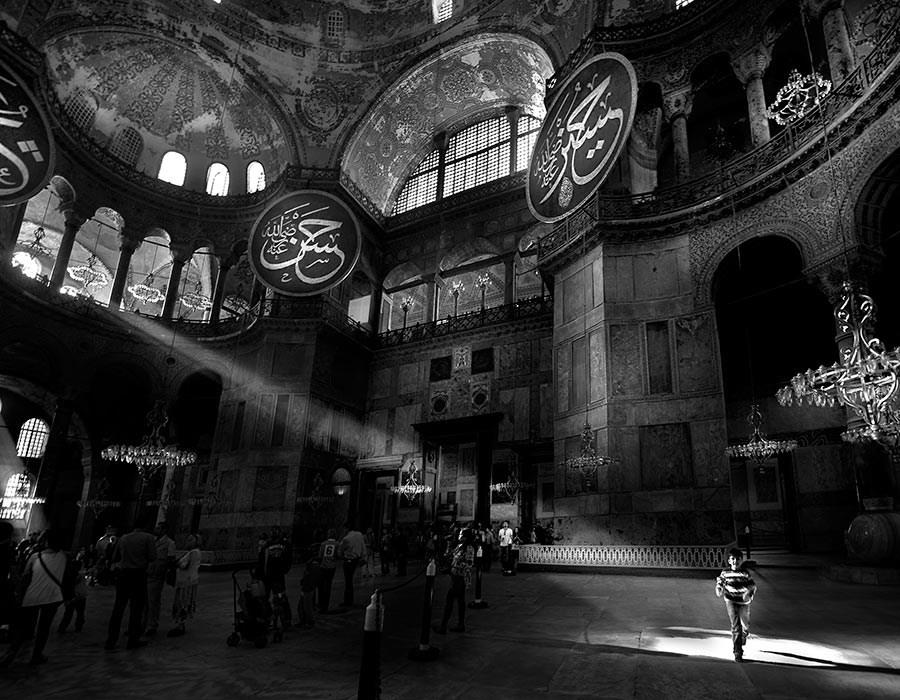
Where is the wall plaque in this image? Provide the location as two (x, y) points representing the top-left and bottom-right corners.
(527, 52), (637, 223)
(0, 59), (55, 206)
(248, 189), (361, 296)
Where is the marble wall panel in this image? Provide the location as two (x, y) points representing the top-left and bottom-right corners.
(252, 465), (288, 511)
(253, 394), (275, 447)
(398, 360), (421, 395)
(538, 337), (552, 372)
(795, 445), (850, 493)
(589, 329), (606, 403)
(365, 409), (388, 457)
(609, 324), (643, 396)
(539, 383), (553, 438)
(499, 386), (530, 442)
(691, 418), (728, 487)
(498, 340), (532, 377)
(215, 403), (235, 451)
(562, 269), (586, 324)
(440, 450), (458, 487)
(307, 397), (332, 450)
(634, 250), (679, 300)
(370, 366), (392, 399)
(556, 342), (571, 412)
(675, 313), (717, 392)
(286, 394), (309, 447)
(393, 403), (421, 455)
(639, 423), (693, 490)
(271, 343), (308, 376)
(646, 320), (672, 394)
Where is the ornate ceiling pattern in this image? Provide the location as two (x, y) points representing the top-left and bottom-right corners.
(342, 34), (554, 217)
(43, 30), (290, 179)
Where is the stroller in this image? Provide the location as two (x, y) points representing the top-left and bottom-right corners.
(227, 569), (274, 648)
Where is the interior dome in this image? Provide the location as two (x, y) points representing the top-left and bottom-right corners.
(43, 30), (291, 192)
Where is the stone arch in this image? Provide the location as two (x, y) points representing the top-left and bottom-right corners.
(383, 261), (426, 290)
(694, 215), (820, 306)
(439, 236), (502, 271)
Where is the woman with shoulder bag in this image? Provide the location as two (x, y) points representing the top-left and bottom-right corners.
(0, 530), (68, 667)
(168, 534), (202, 637)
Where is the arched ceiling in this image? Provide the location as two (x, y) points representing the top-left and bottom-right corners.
(342, 33), (554, 217)
(43, 30), (291, 183)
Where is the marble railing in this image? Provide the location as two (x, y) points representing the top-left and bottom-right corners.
(198, 549), (257, 568)
(518, 543), (729, 570)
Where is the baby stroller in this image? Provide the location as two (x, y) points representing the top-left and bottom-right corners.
(227, 569), (273, 648)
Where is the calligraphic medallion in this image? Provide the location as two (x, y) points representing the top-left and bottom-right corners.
(0, 59), (55, 206)
(248, 190), (361, 297)
(527, 53), (637, 224)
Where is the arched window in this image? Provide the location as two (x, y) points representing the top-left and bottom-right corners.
(433, 0), (454, 23)
(16, 418), (50, 459)
(393, 149), (440, 214)
(246, 161), (266, 193)
(63, 91), (98, 132)
(109, 127), (143, 166)
(158, 151), (187, 186)
(206, 162), (230, 196)
(444, 116), (511, 197)
(326, 10), (345, 40)
(676, 0), (695, 8)
(515, 114), (542, 173)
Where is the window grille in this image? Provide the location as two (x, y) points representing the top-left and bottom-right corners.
(206, 162), (230, 196)
(246, 161), (266, 193)
(326, 10), (345, 39)
(393, 149), (440, 214)
(64, 91), (97, 132)
(675, 0), (694, 8)
(109, 127), (143, 166)
(158, 151), (187, 186)
(443, 117), (510, 198)
(16, 418), (49, 459)
(516, 114), (541, 172)
(433, 0), (453, 23)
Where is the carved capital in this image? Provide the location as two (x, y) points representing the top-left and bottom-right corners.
(731, 45), (772, 85)
(169, 241), (196, 265)
(61, 208), (88, 232)
(117, 231), (143, 254)
(662, 88), (693, 121)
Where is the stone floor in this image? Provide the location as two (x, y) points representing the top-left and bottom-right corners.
(1, 559), (899, 699)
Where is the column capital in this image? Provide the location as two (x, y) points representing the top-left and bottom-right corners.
(118, 231), (143, 254)
(168, 241), (196, 265)
(731, 45), (772, 85)
(662, 88), (693, 121)
(61, 208), (88, 230)
(803, 0), (844, 20)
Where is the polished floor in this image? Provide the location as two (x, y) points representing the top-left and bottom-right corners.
(1, 557), (899, 699)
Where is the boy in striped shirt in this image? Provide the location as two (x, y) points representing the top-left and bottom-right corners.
(715, 547), (757, 662)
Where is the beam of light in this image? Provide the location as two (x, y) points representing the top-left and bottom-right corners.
(639, 626), (890, 668)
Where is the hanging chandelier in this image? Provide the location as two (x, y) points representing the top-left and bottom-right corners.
(565, 420), (618, 484)
(180, 282), (213, 311)
(128, 273), (166, 304)
(102, 399), (197, 480)
(726, 405), (798, 464)
(776, 281), (900, 445)
(490, 468), (533, 503)
(68, 254), (111, 291)
(766, 68), (832, 125)
(391, 460), (432, 499)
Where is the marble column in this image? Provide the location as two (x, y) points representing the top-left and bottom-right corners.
(108, 234), (143, 310)
(506, 105), (522, 173)
(368, 283), (383, 332)
(209, 255), (236, 324)
(732, 46), (772, 148)
(0, 201), (26, 261)
(663, 89), (693, 183)
(424, 277), (438, 323)
(806, 0), (855, 83)
(504, 257), (515, 306)
(49, 209), (87, 292)
(162, 244), (194, 320)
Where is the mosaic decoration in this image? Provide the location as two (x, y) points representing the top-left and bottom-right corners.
(0, 58), (56, 205)
(528, 53), (638, 223)
(248, 190), (361, 297)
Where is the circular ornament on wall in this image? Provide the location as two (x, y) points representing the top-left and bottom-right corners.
(299, 82), (343, 132)
(248, 190), (361, 297)
(527, 53), (637, 223)
(0, 59), (56, 205)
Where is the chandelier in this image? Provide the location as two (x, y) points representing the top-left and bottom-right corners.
(565, 420), (618, 484)
(490, 467), (533, 503)
(766, 69), (832, 125)
(391, 460), (432, 500)
(68, 254), (111, 291)
(180, 282), (212, 311)
(776, 281), (900, 445)
(726, 405), (798, 464)
(128, 274), (166, 304)
(102, 399), (197, 480)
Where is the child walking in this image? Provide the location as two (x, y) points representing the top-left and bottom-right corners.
(715, 547), (757, 662)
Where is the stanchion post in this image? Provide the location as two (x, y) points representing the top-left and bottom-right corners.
(358, 590), (383, 700)
(409, 559), (440, 661)
(468, 545), (489, 609)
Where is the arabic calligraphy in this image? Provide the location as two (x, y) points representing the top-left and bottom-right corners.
(527, 53), (637, 223)
(249, 191), (361, 296)
(0, 63), (54, 206)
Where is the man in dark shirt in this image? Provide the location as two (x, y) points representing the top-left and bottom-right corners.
(104, 517), (156, 650)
